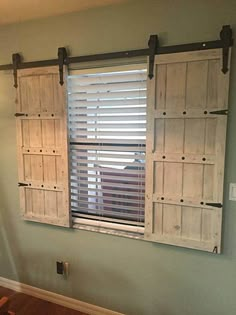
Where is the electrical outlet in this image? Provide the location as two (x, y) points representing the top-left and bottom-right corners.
(56, 261), (64, 275)
(229, 183), (236, 201)
(56, 261), (69, 277)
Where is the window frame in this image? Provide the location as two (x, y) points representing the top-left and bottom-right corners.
(68, 63), (148, 238)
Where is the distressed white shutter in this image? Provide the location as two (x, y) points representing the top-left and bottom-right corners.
(15, 66), (70, 227)
(145, 49), (230, 252)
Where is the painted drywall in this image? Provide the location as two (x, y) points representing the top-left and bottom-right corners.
(0, 1), (236, 314)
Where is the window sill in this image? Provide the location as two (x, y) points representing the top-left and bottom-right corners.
(73, 219), (144, 240)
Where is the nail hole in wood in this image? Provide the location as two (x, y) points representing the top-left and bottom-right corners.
(204, 111), (208, 114)
(161, 197), (164, 200)
(182, 156), (185, 160)
(202, 157), (206, 161)
(183, 111), (186, 115)
(162, 156), (166, 159)
(163, 112), (166, 115)
(180, 199), (184, 202)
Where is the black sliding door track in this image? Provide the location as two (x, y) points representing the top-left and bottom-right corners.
(0, 25), (233, 72)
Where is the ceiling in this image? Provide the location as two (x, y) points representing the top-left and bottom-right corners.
(0, 0), (126, 25)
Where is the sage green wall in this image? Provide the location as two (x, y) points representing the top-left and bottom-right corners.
(0, 1), (236, 314)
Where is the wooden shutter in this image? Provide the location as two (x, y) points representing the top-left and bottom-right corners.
(15, 66), (70, 227)
(145, 49), (230, 252)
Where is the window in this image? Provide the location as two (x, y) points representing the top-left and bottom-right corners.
(68, 65), (147, 233)
(15, 48), (231, 252)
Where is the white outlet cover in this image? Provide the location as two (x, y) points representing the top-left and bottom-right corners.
(229, 183), (236, 201)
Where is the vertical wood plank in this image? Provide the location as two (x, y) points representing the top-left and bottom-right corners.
(155, 64), (166, 109)
(183, 164), (203, 199)
(166, 63), (186, 109)
(207, 60), (219, 109)
(40, 75), (54, 112)
(44, 190), (57, 217)
(184, 119), (205, 154)
(164, 163), (182, 197)
(203, 165), (214, 201)
(42, 120), (55, 147)
(163, 204), (181, 236)
(154, 119), (164, 152)
(186, 60), (208, 108)
(181, 206), (201, 240)
(205, 118), (216, 155)
(29, 120), (42, 148)
(23, 155), (31, 181)
(25, 188), (33, 215)
(153, 162), (163, 195)
(43, 156), (56, 182)
(164, 119), (184, 153)
(53, 74), (64, 114)
(32, 189), (45, 216)
(22, 120), (30, 147)
(153, 202), (163, 235)
(31, 155), (43, 181)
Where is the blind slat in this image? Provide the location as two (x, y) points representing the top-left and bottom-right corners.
(71, 192), (144, 205)
(69, 81), (146, 93)
(70, 151), (145, 160)
(68, 106), (146, 115)
(69, 115), (146, 122)
(70, 179), (145, 190)
(69, 90), (146, 101)
(71, 172), (145, 183)
(69, 99), (146, 108)
(68, 72), (146, 85)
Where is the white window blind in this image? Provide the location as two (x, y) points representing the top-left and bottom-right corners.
(68, 65), (147, 232)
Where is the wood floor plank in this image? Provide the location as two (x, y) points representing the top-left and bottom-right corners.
(0, 286), (87, 315)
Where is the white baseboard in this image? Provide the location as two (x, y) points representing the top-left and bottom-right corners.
(0, 276), (124, 315)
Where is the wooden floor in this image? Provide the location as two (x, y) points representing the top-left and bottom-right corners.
(0, 286), (87, 315)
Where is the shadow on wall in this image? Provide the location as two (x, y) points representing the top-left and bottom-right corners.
(0, 71), (21, 281)
(0, 189), (19, 280)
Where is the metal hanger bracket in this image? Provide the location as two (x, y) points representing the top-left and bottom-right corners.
(58, 47), (68, 85)
(12, 53), (22, 88)
(148, 34), (159, 79)
(220, 25), (233, 74)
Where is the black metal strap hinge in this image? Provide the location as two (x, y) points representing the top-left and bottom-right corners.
(18, 182), (28, 187)
(213, 246), (218, 254)
(15, 113), (26, 117)
(205, 202), (223, 208)
(220, 25), (233, 74)
(58, 47), (68, 85)
(209, 109), (228, 115)
(148, 34), (159, 79)
(12, 53), (22, 88)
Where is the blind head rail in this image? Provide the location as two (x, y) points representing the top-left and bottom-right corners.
(0, 25), (233, 87)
